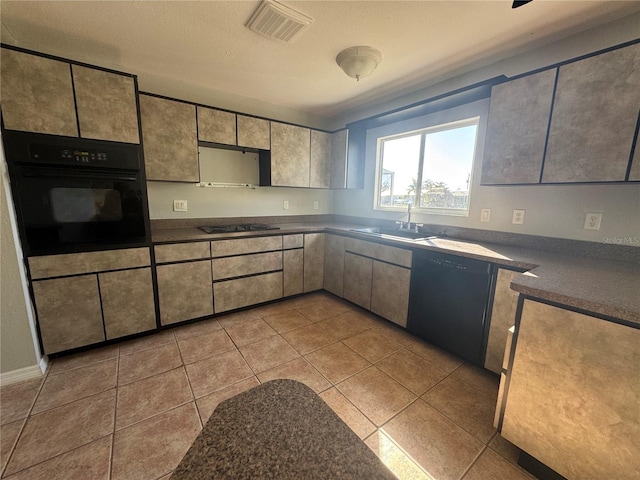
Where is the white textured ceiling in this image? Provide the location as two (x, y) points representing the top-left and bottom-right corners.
(1, 1), (639, 120)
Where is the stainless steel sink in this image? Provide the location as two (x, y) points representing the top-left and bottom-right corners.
(349, 227), (434, 241)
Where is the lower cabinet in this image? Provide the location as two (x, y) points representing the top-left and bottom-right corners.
(283, 249), (304, 296)
(303, 233), (325, 292)
(371, 260), (411, 327)
(214, 272), (283, 313)
(343, 252), (373, 309)
(323, 234), (345, 297)
(156, 260), (214, 325)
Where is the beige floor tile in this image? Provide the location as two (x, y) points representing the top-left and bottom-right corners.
(116, 367), (193, 430)
(172, 318), (222, 341)
(239, 335), (300, 373)
(463, 448), (534, 480)
(48, 344), (118, 375)
(1, 419), (24, 473)
(257, 357), (331, 393)
(262, 310), (314, 333)
(280, 292), (327, 309)
(5, 389), (115, 476)
(337, 309), (383, 330)
(281, 323), (339, 355)
(118, 341), (183, 385)
(422, 376), (497, 443)
(251, 301), (296, 318)
(320, 387), (376, 439)
(216, 309), (261, 329)
(195, 377), (260, 424)
(365, 429), (432, 480)
(382, 399), (484, 480)
(337, 367), (416, 426)
(185, 350), (254, 398)
(316, 312), (371, 339)
(118, 329), (176, 356)
(177, 330), (235, 364)
(296, 297), (351, 322)
(488, 433), (522, 464)
(377, 349), (448, 396)
(3, 436), (112, 480)
(452, 363), (500, 400)
(0, 379), (42, 426)
(224, 318), (278, 347)
(343, 329), (403, 362)
(369, 320), (420, 346)
(305, 342), (370, 384)
(111, 403), (201, 480)
(405, 337), (464, 374)
(32, 359), (117, 414)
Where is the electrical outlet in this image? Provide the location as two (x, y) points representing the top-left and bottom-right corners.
(512, 209), (525, 225)
(173, 199), (188, 212)
(313, 201), (319, 210)
(584, 212), (602, 230)
(480, 208), (491, 222)
(283, 200), (289, 210)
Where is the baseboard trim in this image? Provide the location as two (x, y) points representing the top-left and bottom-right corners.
(0, 362), (46, 387)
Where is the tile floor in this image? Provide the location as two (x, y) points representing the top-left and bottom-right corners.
(0, 291), (535, 480)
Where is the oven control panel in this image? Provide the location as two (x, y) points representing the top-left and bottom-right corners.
(59, 149), (109, 164)
(26, 142), (140, 170)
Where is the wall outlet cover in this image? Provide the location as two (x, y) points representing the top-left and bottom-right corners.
(173, 199), (188, 212)
(313, 200), (319, 210)
(512, 209), (525, 225)
(584, 212), (602, 230)
(480, 208), (491, 222)
(283, 200), (289, 210)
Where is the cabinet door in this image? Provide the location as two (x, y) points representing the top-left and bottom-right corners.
(270, 122), (310, 187)
(543, 43), (640, 183)
(371, 260), (411, 327)
(484, 268), (520, 374)
(629, 145), (640, 181)
(214, 272), (283, 313)
(140, 95), (199, 181)
(0, 49), (78, 137)
(32, 275), (104, 354)
(197, 106), (236, 145)
(481, 69), (556, 185)
(284, 249), (304, 297)
(156, 260), (213, 325)
(237, 115), (270, 150)
(323, 234), (345, 297)
(310, 130), (331, 188)
(343, 252), (372, 310)
(72, 65), (140, 143)
(99, 267), (156, 340)
(303, 233), (324, 292)
(330, 129), (348, 189)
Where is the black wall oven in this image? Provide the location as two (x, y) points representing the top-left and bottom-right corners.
(3, 131), (149, 256)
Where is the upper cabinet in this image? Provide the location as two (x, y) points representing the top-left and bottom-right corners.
(629, 143), (640, 181)
(310, 130), (331, 188)
(543, 43), (640, 183)
(1, 48), (140, 143)
(481, 41), (640, 185)
(197, 106), (236, 145)
(140, 94), (199, 182)
(330, 129), (348, 189)
(270, 122), (311, 187)
(237, 115), (270, 150)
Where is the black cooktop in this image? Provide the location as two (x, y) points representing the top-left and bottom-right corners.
(198, 224), (280, 234)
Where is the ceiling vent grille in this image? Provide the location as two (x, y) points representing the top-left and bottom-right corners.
(246, 0), (313, 43)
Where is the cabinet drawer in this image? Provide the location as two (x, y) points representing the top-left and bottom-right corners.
(211, 236), (282, 257)
(213, 272), (283, 313)
(344, 238), (412, 267)
(283, 234), (303, 249)
(212, 251), (282, 280)
(155, 242), (210, 263)
(29, 247), (150, 279)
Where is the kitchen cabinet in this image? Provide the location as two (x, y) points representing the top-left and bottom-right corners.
(371, 261), (411, 327)
(140, 94), (199, 182)
(29, 247), (154, 354)
(630, 146), (640, 181)
(213, 272), (283, 313)
(323, 234), (345, 297)
(237, 115), (270, 150)
(283, 234), (304, 297)
(72, 65), (140, 143)
(481, 69), (556, 185)
(499, 299), (640, 480)
(157, 260), (214, 325)
(343, 252), (373, 309)
(212, 251), (281, 280)
(310, 130), (332, 188)
(303, 233), (325, 292)
(484, 268), (522, 374)
(197, 106), (236, 145)
(543, 43), (640, 183)
(270, 122), (311, 187)
(330, 129), (349, 189)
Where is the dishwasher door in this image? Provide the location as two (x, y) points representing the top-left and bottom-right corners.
(407, 250), (493, 366)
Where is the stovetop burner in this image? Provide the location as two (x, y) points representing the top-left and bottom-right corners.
(197, 224), (280, 234)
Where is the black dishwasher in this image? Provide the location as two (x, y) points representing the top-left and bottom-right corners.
(407, 250), (493, 366)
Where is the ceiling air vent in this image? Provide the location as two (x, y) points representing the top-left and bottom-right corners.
(246, 0), (313, 43)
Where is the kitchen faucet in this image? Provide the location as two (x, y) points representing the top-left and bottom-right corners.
(396, 202), (422, 232)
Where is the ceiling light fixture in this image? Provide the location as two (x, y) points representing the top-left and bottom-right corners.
(336, 46), (382, 81)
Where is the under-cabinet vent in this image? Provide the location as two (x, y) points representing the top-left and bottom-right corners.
(246, 0), (313, 43)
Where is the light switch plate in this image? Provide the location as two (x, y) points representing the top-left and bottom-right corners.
(584, 212), (602, 230)
(173, 199), (188, 212)
(283, 200), (289, 210)
(512, 209), (525, 225)
(480, 208), (491, 222)
(313, 200), (319, 210)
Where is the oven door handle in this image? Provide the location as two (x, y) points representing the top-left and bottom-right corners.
(19, 168), (138, 182)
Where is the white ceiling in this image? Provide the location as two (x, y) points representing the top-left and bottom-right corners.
(1, 1), (639, 120)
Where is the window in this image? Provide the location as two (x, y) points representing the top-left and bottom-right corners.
(375, 117), (479, 215)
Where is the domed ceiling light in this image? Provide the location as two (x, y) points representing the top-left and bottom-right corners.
(336, 46), (382, 81)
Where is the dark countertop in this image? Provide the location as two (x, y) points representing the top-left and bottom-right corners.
(171, 379), (395, 480)
(152, 222), (640, 325)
